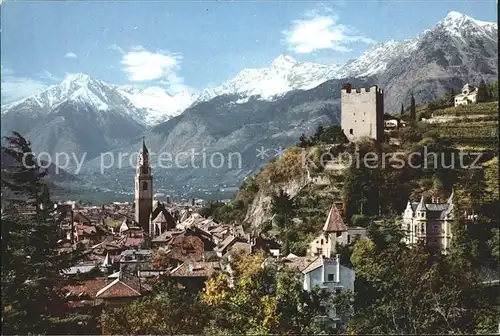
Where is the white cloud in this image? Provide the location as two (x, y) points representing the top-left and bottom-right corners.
(1, 67), (47, 105)
(121, 46), (182, 82)
(283, 8), (376, 54)
(65, 52), (78, 59)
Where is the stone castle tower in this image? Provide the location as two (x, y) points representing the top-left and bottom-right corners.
(340, 84), (384, 142)
(134, 137), (153, 232)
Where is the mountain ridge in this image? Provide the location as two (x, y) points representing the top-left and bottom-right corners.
(1, 11), (497, 195)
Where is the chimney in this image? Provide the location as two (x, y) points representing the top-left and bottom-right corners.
(436, 197), (440, 204)
(432, 197), (435, 203)
(188, 263), (193, 273)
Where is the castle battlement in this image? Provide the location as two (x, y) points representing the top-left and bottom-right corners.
(341, 85), (382, 94)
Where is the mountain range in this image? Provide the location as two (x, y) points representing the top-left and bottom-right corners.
(1, 11), (498, 196)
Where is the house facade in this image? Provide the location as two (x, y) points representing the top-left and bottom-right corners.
(402, 192), (455, 253)
(307, 203), (367, 257)
(283, 254), (355, 328)
(454, 83), (478, 106)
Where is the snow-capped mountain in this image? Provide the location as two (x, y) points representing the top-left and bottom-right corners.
(197, 55), (341, 102)
(117, 86), (197, 125)
(196, 11), (496, 103)
(2, 10), (497, 178)
(438, 11), (497, 40)
(1, 73), (196, 127)
(85, 10), (496, 191)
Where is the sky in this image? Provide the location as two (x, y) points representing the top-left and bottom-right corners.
(1, 0), (497, 104)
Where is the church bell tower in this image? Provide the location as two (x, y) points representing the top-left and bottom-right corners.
(135, 137), (153, 233)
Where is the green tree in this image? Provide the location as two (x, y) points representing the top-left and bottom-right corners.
(342, 139), (381, 218)
(1, 132), (85, 335)
(410, 92), (416, 122)
(319, 125), (348, 144)
(297, 133), (309, 148)
(350, 234), (497, 334)
(447, 195), (476, 266)
(102, 281), (209, 335)
(487, 228), (500, 264)
(270, 189), (296, 255)
(477, 79), (489, 103)
(310, 124), (325, 144)
(487, 80), (498, 101)
(203, 252), (347, 334)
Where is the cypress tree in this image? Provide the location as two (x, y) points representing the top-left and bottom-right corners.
(477, 79), (488, 102)
(410, 92), (416, 122)
(400, 103), (404, 116)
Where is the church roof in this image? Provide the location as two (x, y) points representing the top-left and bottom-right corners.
(142, 137), (148, 153)
(322, 203), (347, 232)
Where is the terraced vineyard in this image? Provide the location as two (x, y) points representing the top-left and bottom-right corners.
(423, 102), (498, 149)
(433, 101), (498, 116)
(430, 120), (498, 138)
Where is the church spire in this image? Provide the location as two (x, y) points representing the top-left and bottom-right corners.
(142, 136), (148, 153)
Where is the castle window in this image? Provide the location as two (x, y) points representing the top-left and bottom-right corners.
(321, 239), (324, 245)
(349, 129), (353, 135)
(142, 182), (148, 190)
(327, 274), (334, 282)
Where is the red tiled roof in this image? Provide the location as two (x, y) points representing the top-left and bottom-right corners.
(96, 280), (142, 299)
(282, 256), (319, 273)
(323, 203), (347, 232)
(63, 278), (108, 297)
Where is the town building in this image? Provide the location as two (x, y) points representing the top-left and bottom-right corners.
(402, 191), (456, 254)
(307, 203), (367, 257)
(281, 254), (355, 328)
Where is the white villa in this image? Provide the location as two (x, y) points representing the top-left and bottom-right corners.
(454, 83), (478, 106)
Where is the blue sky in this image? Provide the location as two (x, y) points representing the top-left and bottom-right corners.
(1, 0), (497, 103)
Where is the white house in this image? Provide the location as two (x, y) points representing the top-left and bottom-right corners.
(282, 254), (355, 328)
(454, 83), (478, 106)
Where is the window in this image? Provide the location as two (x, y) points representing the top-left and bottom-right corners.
(335, 289), (341, 294)
(142, 182), (148, 190)
(347, 235), (351, 244)
(349, 129), (353, 135)
(320, 239), (324, 245)
(336, 232), (342, 237)
(327, 274), (334, 282)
